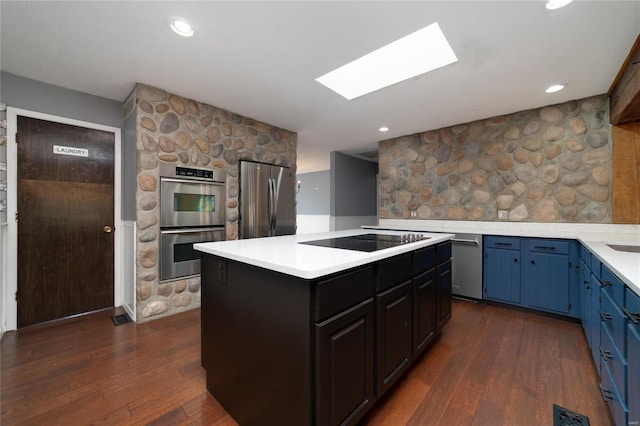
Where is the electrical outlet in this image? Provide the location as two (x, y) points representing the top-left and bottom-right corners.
(498, 210), (509, 220)
(410, 210), (417, 217)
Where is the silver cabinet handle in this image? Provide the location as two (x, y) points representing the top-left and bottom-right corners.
(451, 238), (479, 246)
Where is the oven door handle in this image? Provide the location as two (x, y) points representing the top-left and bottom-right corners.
(160, 177), (221, 185)
(160, 227), (224, 234)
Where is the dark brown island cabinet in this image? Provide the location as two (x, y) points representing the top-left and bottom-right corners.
(200, 240), (452, 426)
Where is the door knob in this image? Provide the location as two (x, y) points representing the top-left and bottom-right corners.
(103, 225), (113, 233)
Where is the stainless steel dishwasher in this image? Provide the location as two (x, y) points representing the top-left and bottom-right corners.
(451, 233), (483, 300)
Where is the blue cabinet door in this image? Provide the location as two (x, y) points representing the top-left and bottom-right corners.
(581, 260), (592, 341)
(628, 323), (640, 426)
(484, 247), (521, 305)
(523, 239), (580, 318)
(523, 251), (571, 315)
(524, 252), (571, 315)
(590, 273), (601, 371)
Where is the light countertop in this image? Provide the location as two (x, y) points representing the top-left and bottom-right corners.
(194, 229), (454, 279)
(580, 241), (640, 297)
(368, 219), (640, 297)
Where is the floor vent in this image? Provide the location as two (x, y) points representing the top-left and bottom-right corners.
(111, 313), (132, 326)
(553, 404), (590, 426)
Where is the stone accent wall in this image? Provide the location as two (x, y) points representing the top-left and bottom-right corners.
(134, 84), (297, 322)
(379, 95), (612, 223)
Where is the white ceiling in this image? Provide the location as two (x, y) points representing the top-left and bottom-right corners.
(1, 1), (639, 173)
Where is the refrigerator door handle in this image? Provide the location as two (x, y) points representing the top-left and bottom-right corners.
(271, 176), (279, 234)
(268, 178), (276, 236)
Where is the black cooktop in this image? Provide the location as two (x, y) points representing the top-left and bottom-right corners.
(299, 233), (429, 252)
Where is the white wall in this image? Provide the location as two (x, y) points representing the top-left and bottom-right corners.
(297, 215), (331, 234)
(331, 215), (378, 231)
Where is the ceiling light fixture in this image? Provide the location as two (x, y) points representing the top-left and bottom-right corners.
(379, 126), (390, 132)
(545, 84), (565, 93)
(545, 0), (574, 10)
(170, 19), (194, 38)
(316, 22), (458, 100)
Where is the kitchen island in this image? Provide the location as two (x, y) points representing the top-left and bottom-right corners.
(195, 229), (454, 426)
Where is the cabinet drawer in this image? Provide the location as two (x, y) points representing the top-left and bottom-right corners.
(413, 246), (435, 275)
(600, 289), (628, 358)
(485, 236), (520, 250)
(626, 288), (640, 327)
(315, 267), (375, 322)
(579, 244), (591, 262)
(601, 324), (628, 405)
(527, 239), (570, 255)
(602, 266), (626, 307)
(601, 360), (629, 426)
(376, 253), (412, 292)
(436, 241), (452, 264)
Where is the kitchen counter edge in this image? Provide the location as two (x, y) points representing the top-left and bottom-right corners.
(194, 229), (454, 280)
(365, 222), (640, 297)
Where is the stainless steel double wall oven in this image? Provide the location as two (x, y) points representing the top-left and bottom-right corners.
(159, 163), (226, 281)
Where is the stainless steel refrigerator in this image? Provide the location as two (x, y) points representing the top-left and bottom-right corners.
(239, 161), (296, 239)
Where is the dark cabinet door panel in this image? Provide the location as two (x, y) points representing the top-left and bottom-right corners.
(376, 281), (412, 397)
(316, 299), (375, 426)
(413, 268), (436, 357)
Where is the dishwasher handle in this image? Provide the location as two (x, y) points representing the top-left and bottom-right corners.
(451, 238), (479, 246)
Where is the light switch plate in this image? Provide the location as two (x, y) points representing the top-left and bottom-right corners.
(410, 210), (417, 217)
(498, 210), (509, 220)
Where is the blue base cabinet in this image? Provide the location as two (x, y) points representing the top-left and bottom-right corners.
(484, 238), (639, 425)
(523, 239), (577, 316)
(589, 272), (601, 371)
(580, 249), (593, 343)
(483, 236), (579, 318)
(580, 244), (640, 426)
(626, 288), (640, 426)
(483, 237), (521, 305)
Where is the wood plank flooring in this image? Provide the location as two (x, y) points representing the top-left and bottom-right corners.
(1, 300), (612, 425)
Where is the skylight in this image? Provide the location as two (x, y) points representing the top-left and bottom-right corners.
(315, 22), (458, 100)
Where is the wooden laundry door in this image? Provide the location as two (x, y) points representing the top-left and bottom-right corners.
(17, 116), (115, 327)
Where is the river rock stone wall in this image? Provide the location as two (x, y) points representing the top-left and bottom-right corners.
(379, 95), (612, 222)
(134, 83), (297, 322)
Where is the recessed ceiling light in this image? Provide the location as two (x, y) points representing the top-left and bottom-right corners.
(316, 22), (458, 100)
(170, 19), (194, 38)
(546, 0), (574, 10)
(379, 127), (390, 132)
(545, 84), (565, 93)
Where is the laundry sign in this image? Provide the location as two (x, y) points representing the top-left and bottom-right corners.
(53, 145), (89, 157)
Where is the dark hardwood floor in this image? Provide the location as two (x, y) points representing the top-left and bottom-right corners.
(1, 300), (612, 425)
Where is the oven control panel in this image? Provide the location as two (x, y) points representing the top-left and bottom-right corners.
(176, 166), (213, 179)
(159, 162), (226, 183)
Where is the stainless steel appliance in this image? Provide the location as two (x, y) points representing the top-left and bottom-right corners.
(239, 161), (295, 239)
(160, 164), (226, 228)
(159, 163), (226, 281)
(160, 227), (225, 281)
(451, 233), (483, 300)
